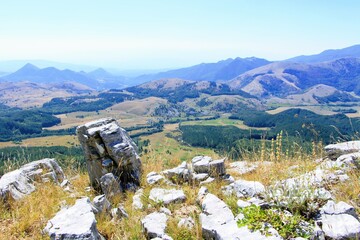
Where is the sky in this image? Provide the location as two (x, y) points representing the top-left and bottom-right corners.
(0, 0), (360, 69)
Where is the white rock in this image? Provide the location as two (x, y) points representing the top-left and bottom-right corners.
(325, 141), (360, 159)
(321, 214), (360, 239)
(147, 172), (164, 185)
(178, 217), (195, 229)
(159, 207), (172, 216)
(237, 199), (251, 208)
(110, 205), (128, 220)
(0, 158), (65, 201)
(192, 173), (209, 182)
(132, 188), (144, 210)
(162, 161), (190, 182)
(229, 161), (258, 175)
(141, 212), (172, 240)
(320, 200), (358, 219)
(149, 188), (186, 205)
(44, 197), (103, 239)
(200, 177), (215, 185)
(226, 179), (265, 198)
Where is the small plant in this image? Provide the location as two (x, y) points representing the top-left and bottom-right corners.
(237, 205), (311, 239)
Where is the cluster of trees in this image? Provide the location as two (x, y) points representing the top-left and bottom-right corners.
(42, 92), (130, 114)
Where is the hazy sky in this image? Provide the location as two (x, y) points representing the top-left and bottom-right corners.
(1, 0), (359, 69)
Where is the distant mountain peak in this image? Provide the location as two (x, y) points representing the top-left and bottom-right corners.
(20, 63), (39, 71)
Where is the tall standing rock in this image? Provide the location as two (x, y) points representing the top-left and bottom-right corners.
(77, 118), (142, 192)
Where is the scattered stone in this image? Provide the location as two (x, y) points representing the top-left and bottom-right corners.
(44, 197), (103, 240)
(162, 161), (191, 183)
(76, 118), (142, 192)
(237, 199), (251, 208)
(229, 161), (258, 175)
(92, 194), (111, 214)
(141, 212), (172, 240)
(132, 188), (144, 210)
(223, 179), (265, 198)
(200, 177), (215, 185)
(100, 173), (121, 200)
(192, 173), (209, 182)
(247, 197), (270, 209)
(60, 179), (70, 188)
(147, 172), (164, 185)
(325, 140), (360, 160)
(0, 158), (65, 201)
(149, 188), (186, 205)
(110, 205), (129, 220)
(178, 217), (195, 229)
(159, 207), (172, 216)
(222, 174), (235, 183)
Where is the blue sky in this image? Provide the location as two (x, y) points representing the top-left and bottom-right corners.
(0, 0), (359, 69)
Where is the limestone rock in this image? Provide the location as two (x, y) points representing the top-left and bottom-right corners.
(320, 214), (360, 239)
(149, 188), (186, 205)
(132, 188), (144, 210)
(0, 158), (65, 201)
(325, 140), (360, 160)
(44, 197), (103, 240)
(141, 212), (172, 240)
(92, 194), (111, 214)
(192, 173), (209, 182)
(320, 200), (358, 219)
(192, 156), (211, 173)
(200, 177), (215, 185)
(100, 173), (121, 200)
(110, 205), (129, 220)
(178, 217), (195, 229)
(147, 172), (164, 185)
(209, 159), (226, 177)
(76, 118), (142, 192)
(162, 161), (191, 183)
(223, 179), (265, 198)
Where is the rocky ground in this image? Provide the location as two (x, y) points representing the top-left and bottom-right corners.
(1, 118), (360, 239)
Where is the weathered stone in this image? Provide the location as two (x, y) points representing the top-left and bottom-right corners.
(229, 161), (258, 175)
(209, 159), (226, 176)
(147, 172), (164, 185)
(223, 179), (265, 198)
(162, 162), (191, 183)
(92, 194), (111, 214)
(320, 200), (358, 219)
(100, 173), (121, 200)
(0, 158), (65, 201)
(159, 207), (172, 216)
(199, 191), (276, 240)
(149, 188), (186, 205)
(192, 156), (211, 173)
(178, 217), (195, 229)
(141, 212), (172, 240)
(325, 141), (360, 160)
(132, 188), (144, 210)
(237, 199), (251, 208)
(192, 173), (209, 182)
(44, 197), (103, 240)
(320, 214), (360, 239)
(110, 205), (129, 220)
(76, 118), (142, 192)
(200, 177), (215, 185)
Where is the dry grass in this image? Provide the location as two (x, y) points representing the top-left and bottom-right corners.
(0, 135), (79, 148)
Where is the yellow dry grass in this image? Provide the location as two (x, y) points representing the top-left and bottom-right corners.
(0, 135), (79, 148)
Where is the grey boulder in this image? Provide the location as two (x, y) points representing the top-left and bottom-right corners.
(325, 141), (360, 160)
(162, 161), (191, 183)
(223, 179), (265, 198)
(76, 118), (142, 192)
(92, 194), (111, 214)
(141, 212), (172, 240)
(147, 172), (164, 185)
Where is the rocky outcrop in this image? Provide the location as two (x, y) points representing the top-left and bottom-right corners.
(325, 140), (360, 160)
(44, 197), (103, 240)
(100, 173), (122, 199)
(191, 156), (226, 177)
(149, 188), (186, 205)
(147, 172), (164, 185)
(162, 161), (191, 183)
(76, 118), (142, 192)
(0, 158), (65, 201)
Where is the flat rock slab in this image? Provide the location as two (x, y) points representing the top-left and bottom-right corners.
(149, 188), (186, 205)
(147, 172), (164, 185)
(223, 179), (265, 198)
(141, 212), (172, 240)
(0, 158), (65, 201)
(44, 197), (103, 240)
